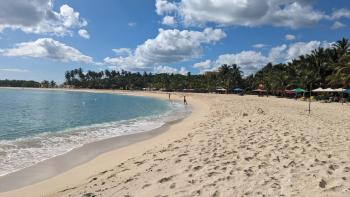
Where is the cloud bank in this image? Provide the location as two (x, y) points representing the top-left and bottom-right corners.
(104, 28), (226, 71)
(193, 40), (332, 75)
(156, 0), (349, 29)
(0, 38), (93, 63)
(0, 0), (87, 36)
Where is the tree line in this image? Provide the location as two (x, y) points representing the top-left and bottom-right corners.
(0, 80), (57, 88)
(63, 64), (243, 92)
(0, 80), (41, 88)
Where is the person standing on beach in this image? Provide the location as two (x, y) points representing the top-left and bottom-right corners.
(184, 96), (188, 105)
(168, 93), (171, 100)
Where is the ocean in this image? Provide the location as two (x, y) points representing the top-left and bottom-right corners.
(0, 88), (188, 176)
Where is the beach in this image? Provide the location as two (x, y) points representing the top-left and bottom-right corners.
(1, 91), (350, 196)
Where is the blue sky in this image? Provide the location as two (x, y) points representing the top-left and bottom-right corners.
(0, 0), (349, 83)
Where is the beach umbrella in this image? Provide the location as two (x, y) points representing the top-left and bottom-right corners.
(312, 87), (325, 92)
(216, 88), (226, 91)
(324, 88), (335, 92)
(334, 88), (346, 92)
(233, 88), (243, 92)
(293, 88), (306, 93)
(346, 89), (350, 94)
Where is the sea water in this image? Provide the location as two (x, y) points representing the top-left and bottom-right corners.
(0, 89), (189, 176)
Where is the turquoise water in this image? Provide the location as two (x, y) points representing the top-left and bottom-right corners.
(0, 89), (169, 140)
(0, 89), (188, 176)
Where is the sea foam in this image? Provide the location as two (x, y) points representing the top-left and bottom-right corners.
(0, 101), (189, 176)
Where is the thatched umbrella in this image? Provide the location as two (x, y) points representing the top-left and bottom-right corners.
(312, 87), (325, 92)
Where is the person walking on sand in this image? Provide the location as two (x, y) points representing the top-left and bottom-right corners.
(168, 93), (171, 100)
(184, 96), (188, 105)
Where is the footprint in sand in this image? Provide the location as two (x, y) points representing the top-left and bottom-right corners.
(193, 165), (202, 171)
(82, 193), (96, 197)
(142, 184), (151, 189)
(134, 160), (146, 166)
(192, 190), (201, 195)
(212, 190), (220, 197)
(319, 179), (327, 188)
(169, 183), (176, 189)
(208, 171), (220, 177)
(158, 175), (175, 183)
(124, 178), (133, 183)
(178, 153), (188, 157)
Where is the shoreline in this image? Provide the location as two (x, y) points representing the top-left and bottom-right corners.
(0, 117), (184, 192)
(0, 89), (202, 197)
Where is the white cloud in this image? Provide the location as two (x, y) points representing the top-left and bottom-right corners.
(286, 41), (331, 61)
(162, 16), (176, 26)
(193, 51), (269, 75)
(253, 43), (268, 48)
(153, 65), (188, 75)
(0, 38), (93, 63)
(331, 9), (350, 20)
(217, 51), (269, 74)
(0, 68), (29, 73)
(267, 1), (324, 28)
(268, 44), (287, 63)
(0, 1), (87, 36)
(156, 0), (326, 28)
(193, 60), (212, 69)
(156, 0), (178, 15)
(104, 28), (226, 71)
(112, 48), (132, 56)
(267, 41), (332, 63)
(128, 22), (136, 27)
(193, 40), (332, 75)
(154, 65), (179, 74)
(178, 66), (189, 75)
(331, 21), (346, 29)
(154, 65), (177, 74)
(285, 34), (296, 41)
(193, 59), (213, 73)
(78, 29), (90, 39)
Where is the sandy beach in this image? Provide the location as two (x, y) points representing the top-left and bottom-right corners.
(1, 91), (350, 196)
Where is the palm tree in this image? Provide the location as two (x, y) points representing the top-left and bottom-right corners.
(266, 64), (289, 94)
(231, 64), (243, 89)
(41, 80), (50, 88)
(333, 38), (350, 58)
(64, 71), (71, 85)
(328, 54), (350, 87)
(218, 64), (243, 93)
(50, 80), (56, 88)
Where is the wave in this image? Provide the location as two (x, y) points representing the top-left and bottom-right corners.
(0, 101), (190, 176)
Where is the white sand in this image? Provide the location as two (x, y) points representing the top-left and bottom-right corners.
(1, 91), (350, 197)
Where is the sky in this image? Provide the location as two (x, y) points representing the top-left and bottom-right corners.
(0, 0), (349, 83)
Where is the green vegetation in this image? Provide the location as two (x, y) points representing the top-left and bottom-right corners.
(39, 80), (57, 88)
(63, 65), (243, 92)
(0, 80), (41, 88)
(0, 80), (57, 88)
